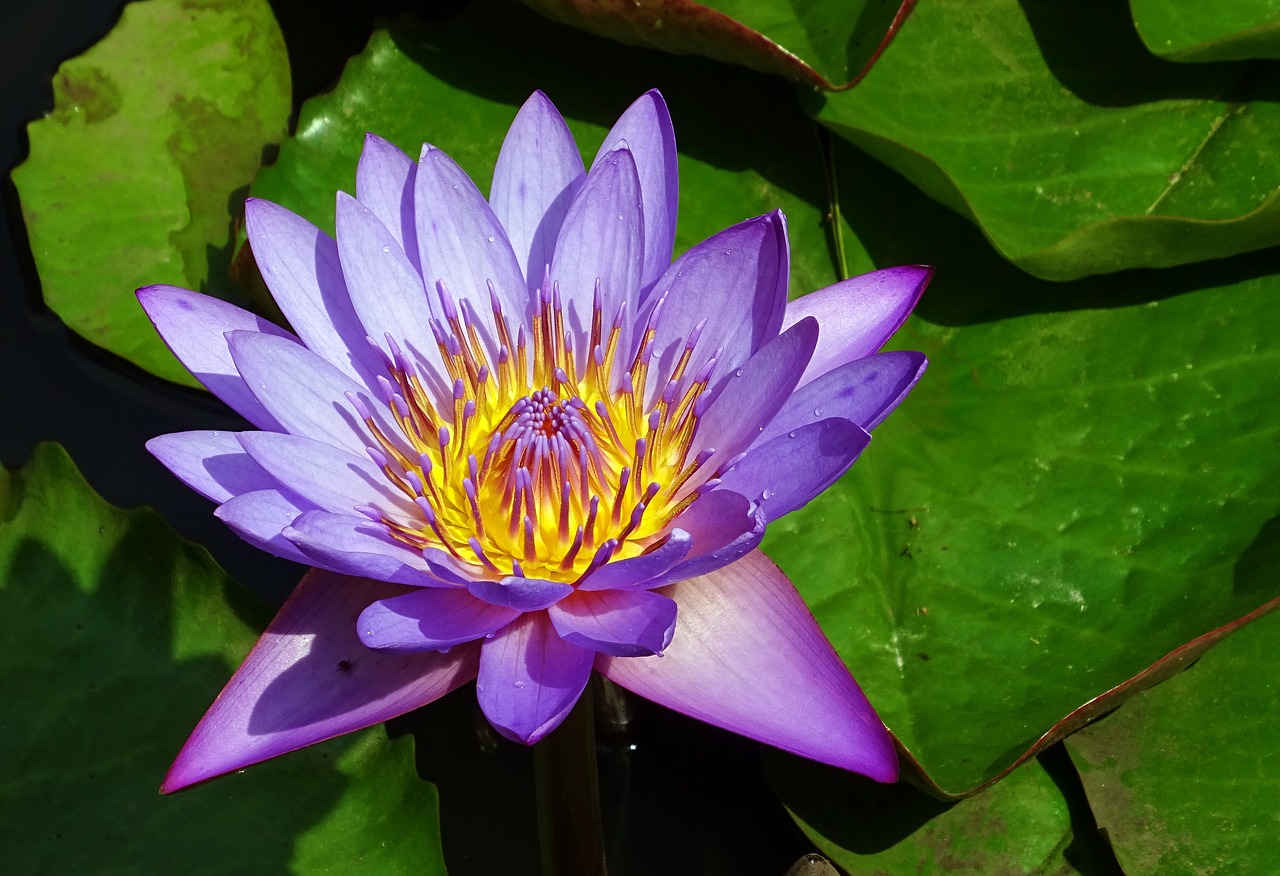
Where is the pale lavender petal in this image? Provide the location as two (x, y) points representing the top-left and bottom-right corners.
(599, 550), (897, 782)
(146, 430), (275, 503)
(682, 317), (818, 494)
(576, 530), (691, 591)
(653, 490), (765, 586)
(162, 568), (480, 793)
(335, 191), (441, 368)
(414, 144), (528, 336)
(135, 285), (292, 430)
(644, 212), (788, 404)
(754, 351), (927, 449)
(214, 489), (319, 566)
(593, 89), (677, 291)
(236, 431), (417, 521)
(476, 612), (594, 744)
(491, 91), (585, 288)
(467, 577), (573, 611)
(226, 329), (397, 457)
(549, 145), (643, 359)
(717, 419), (871, 522)
(356, 134), (420, 270)
(783, 266), (931, 387)
(283, 510), (439, 587)
(548, 589), (677, 657)
(358, 588), (519, 651)
(243, 199), (384, 385)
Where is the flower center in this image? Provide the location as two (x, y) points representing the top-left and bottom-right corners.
(355, 281), (716, 583)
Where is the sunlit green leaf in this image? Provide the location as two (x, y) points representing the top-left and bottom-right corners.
(807, 0), (1280, 279)
(1131, 0), (1280, 62)
(767, 142), (1280, 795)
(1066, 608), (1280, 874)
(12, 0), (291, 386)
(770, 754), (1080, 874)
(0, 444), (445, 874)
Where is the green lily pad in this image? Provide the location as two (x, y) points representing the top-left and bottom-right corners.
(1131, 0), (1280, 62)
(516, 0), (915, 90)
(0, 444), (446, 874)
(806, 0), (1280, 279)
(250, 0), (861, 300)
(12, 0), (291, 387)
(765, 140), (1280, 796)
(769, 754), (1080, 874)
(1065, 608), (1280, 874)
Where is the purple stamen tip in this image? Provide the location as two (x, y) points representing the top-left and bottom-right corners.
(405, 469), (425, 495)
(345, 390), (372, 420)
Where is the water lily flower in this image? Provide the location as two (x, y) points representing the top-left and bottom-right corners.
(141, 90), (929, 793)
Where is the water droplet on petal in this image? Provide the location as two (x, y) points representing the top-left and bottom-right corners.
(788, 431), (797, 439)
(735, 368), (745, 377)
(813, 407), (824, 417)
(514, 680), (525, 688)
(487, 235), (496, 243)
(761, 488), (774, 501)
(381, 245), (390, 253)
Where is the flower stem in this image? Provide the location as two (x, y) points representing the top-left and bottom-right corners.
(534, 683), (607, 876)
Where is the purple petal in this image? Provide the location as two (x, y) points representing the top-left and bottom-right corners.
(283, 510), (439, 586)
(135, 285), (292, 430)
(162, 569), (479, 793)
(358, 588), (519, 651)
(718, 419), (871, 522)
(594, 90), (677, 292)
(243, 199), (384, 386)
(476, 612), (593, 744)
(549, 145), (644, 363)
(754, 351), (927, 449)
(226, 329), (398, 457)
(414, 144), (528, 338)
(335, 191), (441, 370)
(683, 317), (818, 492)
(599, 550), (897, 782)
(577, 530), (692, 591)
(783, 266), (931, 387)
(548, 589), (677, 657)
(491, 91), (585, 288)
(644, 212), (788, 403)
(356, 134), (420, 270)
(467, 577), (573, 611)
(653, 490), (765, 585)
(236, 431), (417, 522)
(422, 548), (487, 586)
(214, 488), (315, 564)
(146, 430), (276, 503)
